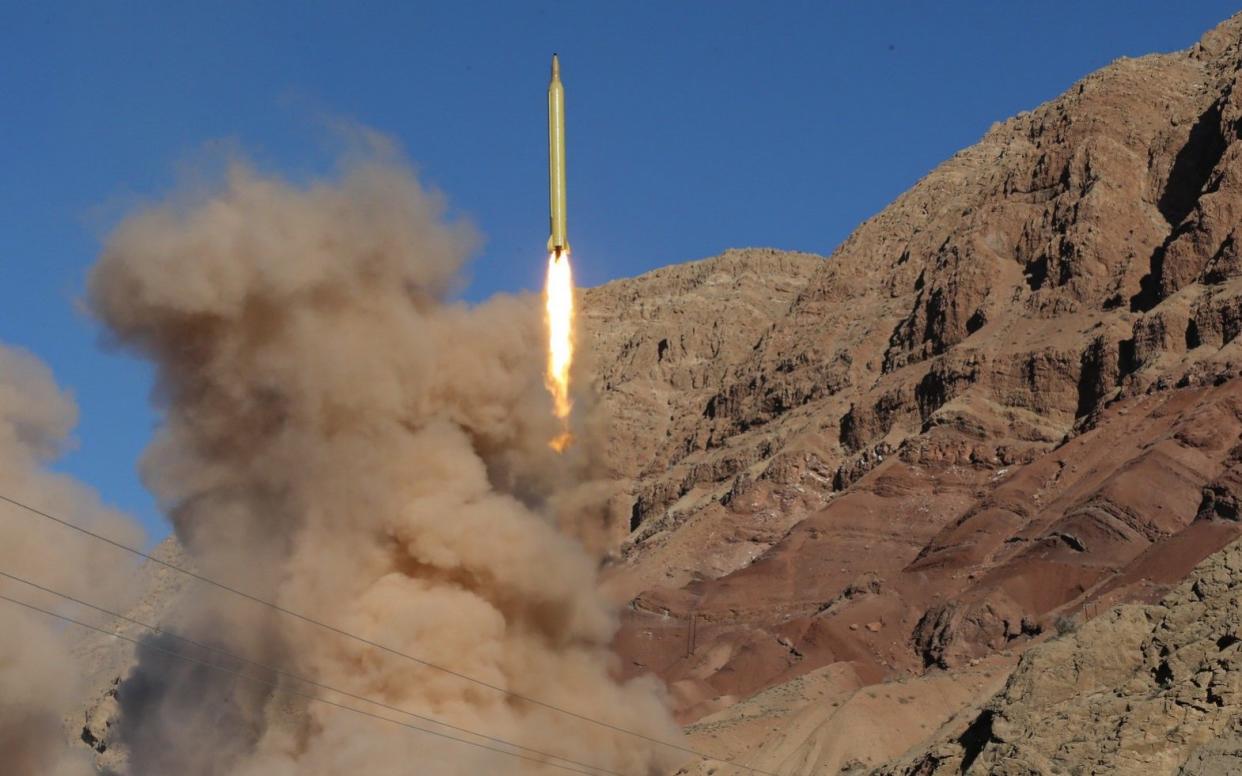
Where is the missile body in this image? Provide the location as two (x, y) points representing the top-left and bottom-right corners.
(547, 54), (569, 257)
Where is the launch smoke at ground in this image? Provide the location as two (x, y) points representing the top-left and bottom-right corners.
(88, 151), (681, 775)
(0, 345), (144, 775)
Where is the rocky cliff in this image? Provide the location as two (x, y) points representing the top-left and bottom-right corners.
(605, 14), (1242, 735)
(875, 537), (1242, 775)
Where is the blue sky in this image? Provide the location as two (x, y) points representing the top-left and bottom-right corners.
(2, 1), (1238, 543)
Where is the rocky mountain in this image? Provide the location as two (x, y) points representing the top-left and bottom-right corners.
(876, 536), (1242, 775)
(580, 248), (826, 588)
(596, 9), (1242, 769)
(63, 11), (1242, 775)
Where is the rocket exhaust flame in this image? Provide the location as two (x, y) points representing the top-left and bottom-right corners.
(545, 250), (574, 451)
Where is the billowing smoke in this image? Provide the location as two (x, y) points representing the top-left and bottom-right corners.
(0, 345), (144, 775)
(88, 150), (682, 774)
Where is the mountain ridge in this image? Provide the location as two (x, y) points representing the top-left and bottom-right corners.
(604, 9), (1242, 756)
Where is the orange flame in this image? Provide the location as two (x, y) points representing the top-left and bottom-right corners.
(544, 251), (574, 451)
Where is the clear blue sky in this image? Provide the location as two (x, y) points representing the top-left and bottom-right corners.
(2, 1), (1237, 543)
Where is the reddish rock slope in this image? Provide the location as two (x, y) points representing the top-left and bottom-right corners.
(597, 13), (1242, 727)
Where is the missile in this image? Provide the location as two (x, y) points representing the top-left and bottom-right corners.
(547, 54), (570, 258)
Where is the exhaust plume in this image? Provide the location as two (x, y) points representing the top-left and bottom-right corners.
(544, 251), (575, 452)
(89, 150), (681, 774)
(0, 344), (144, 775)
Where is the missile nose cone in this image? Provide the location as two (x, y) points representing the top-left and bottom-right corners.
(551, 54), (560, 79)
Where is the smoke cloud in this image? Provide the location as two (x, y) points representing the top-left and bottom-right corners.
(89, 151), (681, 774)
(0, 345), (144, 775)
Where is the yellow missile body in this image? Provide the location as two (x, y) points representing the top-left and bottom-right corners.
(547, 54), (569, 257)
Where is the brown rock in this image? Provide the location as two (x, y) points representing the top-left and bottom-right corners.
(875, 537), (1242, 775)
(607, 8), (1242, 737)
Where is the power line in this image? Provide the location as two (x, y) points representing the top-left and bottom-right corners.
(0, 591), (612, 776)
(0, 492), (773, 775)
(0, 569), (625, 776)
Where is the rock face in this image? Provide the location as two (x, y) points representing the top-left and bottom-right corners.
(676, 655), (1014, 776)
(604, 11), (1242, 732)
(580, 248), (824, 558)
(66, 538), (194, 773)
(876, 537), (1242, 775)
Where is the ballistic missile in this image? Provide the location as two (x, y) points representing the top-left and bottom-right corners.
(547, 54), (569, 258)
